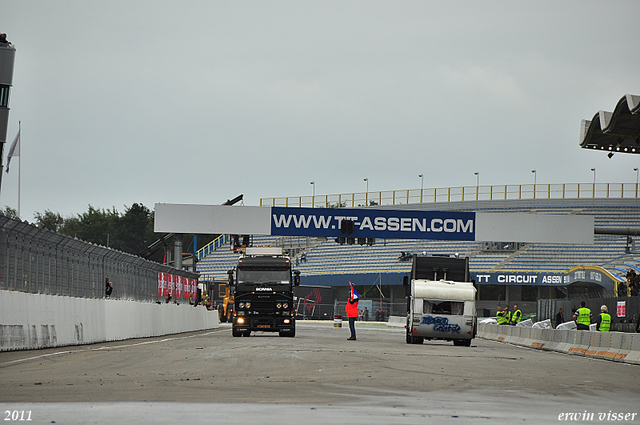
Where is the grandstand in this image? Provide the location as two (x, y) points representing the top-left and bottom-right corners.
(195, 186), (639, 317)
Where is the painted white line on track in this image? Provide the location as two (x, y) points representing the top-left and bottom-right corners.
(0, 329), (225, 367)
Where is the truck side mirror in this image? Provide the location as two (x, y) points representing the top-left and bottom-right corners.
(227, 270), (234, 286)
(402, 275), (409, 287)
(293, 270), (300, 287)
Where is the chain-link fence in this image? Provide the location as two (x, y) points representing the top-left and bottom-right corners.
(0, 216), (197, 302)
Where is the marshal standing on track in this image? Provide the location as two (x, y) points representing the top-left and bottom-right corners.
(346, 282), (361, 341)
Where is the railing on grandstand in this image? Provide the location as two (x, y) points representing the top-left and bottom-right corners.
(196, 234), (229, 261)
(260, 182), (640, 208)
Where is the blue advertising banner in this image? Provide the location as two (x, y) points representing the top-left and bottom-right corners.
(471, 268), (620, 294)
(472, 272), (564, 286)
(270, 207), (476, 240)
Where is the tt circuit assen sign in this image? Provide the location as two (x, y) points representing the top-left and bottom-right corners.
(154, 204), (594, 244)
(270, 207), (475, 240)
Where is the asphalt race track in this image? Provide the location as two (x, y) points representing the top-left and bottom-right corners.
(1, 321), (638, 424)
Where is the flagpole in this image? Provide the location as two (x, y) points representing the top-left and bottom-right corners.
(17, 121), (20, 219)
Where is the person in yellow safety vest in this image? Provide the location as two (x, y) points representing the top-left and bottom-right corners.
(502, 305), (511, 326)
(511, 305), (522, 325)
(497, 306), (509, 325)
(596, 305), (611, 332)
(573, 301), (592, 331)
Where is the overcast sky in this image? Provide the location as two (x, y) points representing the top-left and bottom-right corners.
(2, 1), (639, 220)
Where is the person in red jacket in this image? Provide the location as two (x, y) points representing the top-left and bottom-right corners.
(346, 282), (360, 341)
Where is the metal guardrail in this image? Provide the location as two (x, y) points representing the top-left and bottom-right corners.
(0, 216), (197, 302)
(260, 182), (640, 208)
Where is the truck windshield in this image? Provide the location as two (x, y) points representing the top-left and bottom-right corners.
(237, 269), (290, 285)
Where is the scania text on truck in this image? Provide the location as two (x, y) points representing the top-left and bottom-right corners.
(228, 247), (300, 337)
(403, 255), (477, 346)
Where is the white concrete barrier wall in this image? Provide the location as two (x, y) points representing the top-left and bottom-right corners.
(478, 323), (640, 365)
(0, 291), (219, 351)
(386, 316), (406, 328)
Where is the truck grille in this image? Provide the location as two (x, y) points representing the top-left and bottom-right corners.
(251, 300), (274, 313)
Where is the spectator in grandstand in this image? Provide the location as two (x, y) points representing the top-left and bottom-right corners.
(105, 278), (113, 298)
(618, 281), (628, 297)
(398, 252), (406, 260)
(301, 251), (307, 262)
(0, 33), (11, 45)
(573, 301), (592, 330)
(629, 270), (639, 296)
(596, 305), (611, 332)
(555, 308), (565, 328)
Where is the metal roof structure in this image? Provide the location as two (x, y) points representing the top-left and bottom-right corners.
(580, 93), (640, 156)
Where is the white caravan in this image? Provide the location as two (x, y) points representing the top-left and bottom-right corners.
(404, 256), (477, 346)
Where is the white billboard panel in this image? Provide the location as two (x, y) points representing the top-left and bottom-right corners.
(154, 204), (271, 235)
(155, 204), (594, 244)
(475, 213), (593, 244)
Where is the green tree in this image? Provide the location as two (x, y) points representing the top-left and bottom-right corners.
(34, 210), (65, 232)
(66, 205), (120, 248)
(0, 206), (19, 219)
(117, 203), (153, 254)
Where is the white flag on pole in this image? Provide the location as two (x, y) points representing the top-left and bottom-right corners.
(6, 129), (20, 173)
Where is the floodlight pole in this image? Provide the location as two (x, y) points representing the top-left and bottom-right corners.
(531, 169), (536, 199)
(474, 172), (479, 200)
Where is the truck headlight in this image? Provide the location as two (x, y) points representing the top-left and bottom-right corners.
(276, 303), (282, 309)
(239, 302), (245, 309)
(237, 317), (245, 325)
(245, 302), (251, 308)
(283, 303), (288, 309)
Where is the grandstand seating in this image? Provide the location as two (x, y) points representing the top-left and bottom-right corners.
(196, 197), (640, 283)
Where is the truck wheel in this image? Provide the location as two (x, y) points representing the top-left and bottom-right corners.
(243, 331), (251, 337)
(453, 339), (471, 347)
(232, 327), (241, 337)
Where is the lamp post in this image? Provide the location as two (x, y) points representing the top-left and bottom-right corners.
(419, 174), (424, 203)
(363, 178), (368, 205)
(531, 169), (536, 199)
(634, 168), (639, 200)
(310, 181), (315, 205)
(474, 172), (479, 200)
(591, 168), (596, 198)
